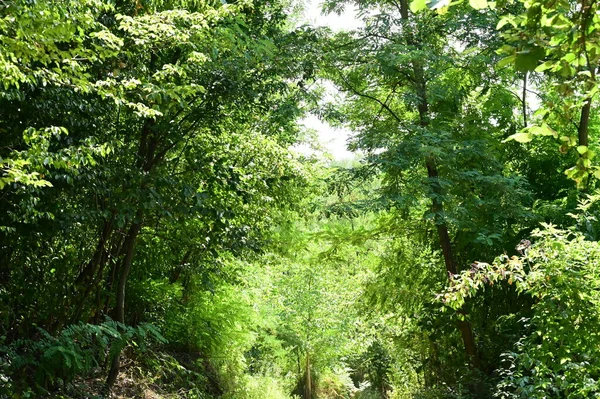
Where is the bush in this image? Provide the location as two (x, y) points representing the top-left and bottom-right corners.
(442, 225), (600, 398)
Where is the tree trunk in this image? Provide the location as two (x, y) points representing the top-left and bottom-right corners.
(425, 158), (480, 368)
(104, 216), (142, 392)
(51, 217), (115, 333)
(577, 7), (597, 149)
(70, 217), (116, 324)
(169, 249), (193, 283)
(103, 120), (164, 394)
(579, 98), (591, 147)
(397, 0), (480, 369)
(101, 233), (126, 318)
(304, 353), (312, 399)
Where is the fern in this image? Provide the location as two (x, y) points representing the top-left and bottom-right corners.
(0, 319), (167, 395)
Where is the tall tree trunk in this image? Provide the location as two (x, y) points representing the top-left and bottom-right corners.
(104, 216), (142, 392)
(101, 233), (126, 318)
(70, 217), (116, 324)
(103, 120), (162, 394)
(52, 217), (115, 333)
(304, 353), (312, 399)
(398, 0), (480, 369)
(577, 4), (596, 149)
(425, 158), (480, 368)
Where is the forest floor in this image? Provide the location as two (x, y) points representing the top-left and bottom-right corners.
(75, 368), (164, 399)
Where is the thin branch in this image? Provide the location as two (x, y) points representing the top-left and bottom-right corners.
(336, 70), (406, 125)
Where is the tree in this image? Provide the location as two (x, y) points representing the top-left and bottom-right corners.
(0, 0), (321, 394)
(320, 1), (531, 392)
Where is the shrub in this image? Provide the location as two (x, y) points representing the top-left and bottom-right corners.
(442, 225), (600, 398)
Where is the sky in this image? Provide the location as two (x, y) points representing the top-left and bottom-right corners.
(292, 0), (361, 161)
(293, 2), (539, 161)
(302, 0), (362, 31)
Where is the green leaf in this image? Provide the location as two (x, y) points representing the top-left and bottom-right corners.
(469, 0), (488, 9)
(496, 17), (514, 29)
(529, 124), (557, 138)
(535, 61), (554, 72)
(497, 55), (516, 68)
(577, 145), (588, 155)
(515, 46), (545, 72)
(504, 132), (533, 143)
(410, 0), (428, 13)
(562, 53), (576, 63)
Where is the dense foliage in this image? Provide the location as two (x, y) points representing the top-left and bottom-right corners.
(1, 0), (600, 398)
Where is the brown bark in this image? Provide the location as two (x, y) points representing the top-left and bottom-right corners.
(425, 158), (480, 368)
(105, 121), (159, 392)
(579, 98), (591, 147)
(427, 158), (456, 275)
(304, 353), (312, 399)
(101, 233), (126, 317)
(578, 0), (596, 149)
(70, 217), (116, 324)
(104, 216), (142, 391)
(74, 219), (113, 288)
(51, 217), (115, 333)
(398, 0), (480, 369)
